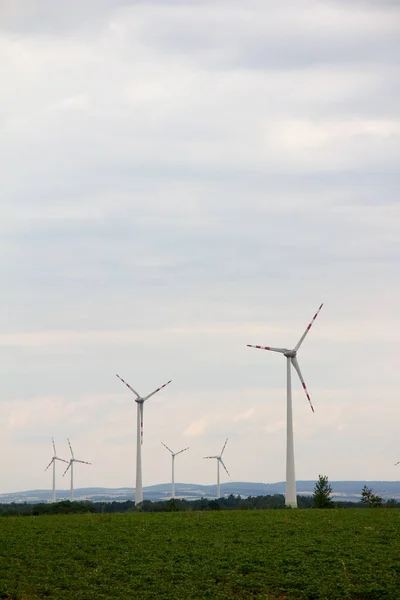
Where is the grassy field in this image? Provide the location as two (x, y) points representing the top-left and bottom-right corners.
(0, 509), (399, 599)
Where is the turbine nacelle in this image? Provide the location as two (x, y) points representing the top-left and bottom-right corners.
(284, 350), (296, 358)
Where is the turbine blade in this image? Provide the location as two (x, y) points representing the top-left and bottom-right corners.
(220, 438), (228, 456)
(55, 457), (68, 464)
(52, 437), (56, 456)
(67, 438), (74, 459)
(291, 357), (314, 412)
(247, 345), (287, 353)
(45, 458), (54, 471)
(62, 462), (71, 477)
(219, 458), (230, 477)
(175, 447), (189, 456)
(140, 403), (144, 445)
(143, 380), (172, 401)
(75, 460), (91, 465)
(203, 456), (218, 459)
(294, 303), (323, 352)
(161, 442), (174, 454)
(116, 374), (141, 398)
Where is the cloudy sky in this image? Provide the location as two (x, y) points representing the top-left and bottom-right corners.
(1, 0), (399, 494)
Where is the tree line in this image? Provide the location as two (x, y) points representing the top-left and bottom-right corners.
(0, 479), (397, 517)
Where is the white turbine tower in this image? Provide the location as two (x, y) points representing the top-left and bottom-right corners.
(247, 304), (323, 509)
(62, 438), (91, 501)
(161, 442), (189, 499)
(116, 374), (172, 505)
(45, 438), (68, 503)
(204, 438), (230, 499)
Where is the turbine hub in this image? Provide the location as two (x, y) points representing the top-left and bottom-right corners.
(284, 350), (296, 358)
(135, 398), (144, 404)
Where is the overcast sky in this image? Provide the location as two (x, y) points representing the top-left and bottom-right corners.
(1, 0), (399, 495)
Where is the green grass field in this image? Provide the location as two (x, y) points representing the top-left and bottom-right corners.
(1, 509), (399, 599)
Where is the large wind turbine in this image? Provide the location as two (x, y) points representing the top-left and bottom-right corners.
(161, 442), (189, 499)
(62, 438), (91, 501)
(204, 438), (230, 499)
(116, 374), (172, 505)
(247, 304), (323, 508)
(45, 438), (68, 503)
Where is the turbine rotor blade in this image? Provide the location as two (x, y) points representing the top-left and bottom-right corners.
(220, 438), (228, 456)
(143, 380), (172, 401)
(294, 303), (323, 352)
(247, 345), (287, 353)
(52, 437), (56, 456)
(203, 456), (218, 459)
(116, 374), (141, 399)
(219, 458), (230, 477)
(161, 442), (174, 454)
(62, 462), (71, 477)
(55, 457), (68, 464)
(45, 458), (54, 471)
(67, 438), (74, 459)
(140, 403), (144, 445)
(175, 447), (189, 456)
(291, 357), (314, 412)
(74, 460), (91, 465)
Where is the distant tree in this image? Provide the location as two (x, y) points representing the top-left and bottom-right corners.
(208, 500), (221, 511)
(385, 498), (399, 508)
(361, 486), (383, 508)
(313, 475), (334, 508)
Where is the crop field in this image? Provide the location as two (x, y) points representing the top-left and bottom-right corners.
(0, 509), (399, 600)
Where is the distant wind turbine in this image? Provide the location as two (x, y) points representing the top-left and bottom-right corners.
(204, 438), (230, 499)
(161, 442), (189, 499)
(116, 374), (172, 505)
(62, 438), (91, 501)
(247, 304), (323, 508)
(45, 438), (68, 503)
(395, 461), (400, 466)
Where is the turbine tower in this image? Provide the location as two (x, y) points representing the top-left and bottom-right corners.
(116, 374), (172, 505)
(161, 442), (189, 499)
(45, 438), (68, 503)
(62, 438), (91, 501)
(247, 304), (323, 508)
(204, 438), (230, 499)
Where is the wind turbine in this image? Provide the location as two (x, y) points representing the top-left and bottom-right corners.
(247, 304), (323, 508)
(161, 442), (189, 499)
(116, 374), (172, 505)
(204, 438), (230, 499)
(44, 438), (68, 503)
(62, 438), (91, 501)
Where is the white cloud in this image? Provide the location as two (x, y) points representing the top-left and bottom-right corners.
(233, 407), (256, 422)
(183, 418), (207, 437)
(0, 0), (399, 493)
